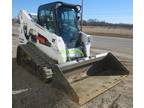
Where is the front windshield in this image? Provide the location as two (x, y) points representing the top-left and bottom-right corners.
(57, 7), (80, 48)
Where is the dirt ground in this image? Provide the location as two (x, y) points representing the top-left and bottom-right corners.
(83, 26), (133, 38)
(12, 25), (133, 108)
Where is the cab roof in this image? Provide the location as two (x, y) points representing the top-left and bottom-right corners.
(38, 1), (80, 10)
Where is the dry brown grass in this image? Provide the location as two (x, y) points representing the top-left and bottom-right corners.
(82, 26), (133, 38)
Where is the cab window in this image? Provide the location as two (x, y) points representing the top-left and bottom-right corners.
(38, 9), (55, 33)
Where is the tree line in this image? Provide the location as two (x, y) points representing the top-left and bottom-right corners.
(13, 17), (133, 29)
(82, 19), (133, 29)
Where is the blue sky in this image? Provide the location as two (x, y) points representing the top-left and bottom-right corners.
(13, 0), (133, 24)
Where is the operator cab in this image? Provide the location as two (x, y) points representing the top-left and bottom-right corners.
(37, 1), (82, 49)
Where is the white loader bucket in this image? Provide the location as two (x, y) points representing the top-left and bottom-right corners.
(52, 53), (129, 105)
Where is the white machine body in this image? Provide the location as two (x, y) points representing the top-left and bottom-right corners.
(19, 10), (91, 64)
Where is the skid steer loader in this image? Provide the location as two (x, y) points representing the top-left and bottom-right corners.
(17, 1), (129, 105)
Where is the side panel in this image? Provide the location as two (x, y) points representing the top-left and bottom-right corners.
(18, 10), (67, 64)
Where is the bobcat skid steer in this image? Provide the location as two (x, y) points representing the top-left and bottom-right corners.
(17, 1), (129, 105)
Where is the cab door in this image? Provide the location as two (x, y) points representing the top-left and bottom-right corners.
(38, 9), (56, 33)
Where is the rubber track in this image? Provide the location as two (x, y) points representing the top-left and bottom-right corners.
(18, 42), (57, 82)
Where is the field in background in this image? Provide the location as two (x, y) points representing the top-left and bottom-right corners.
(12, 18), (133, 38)
(83, 26), (133, 38)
